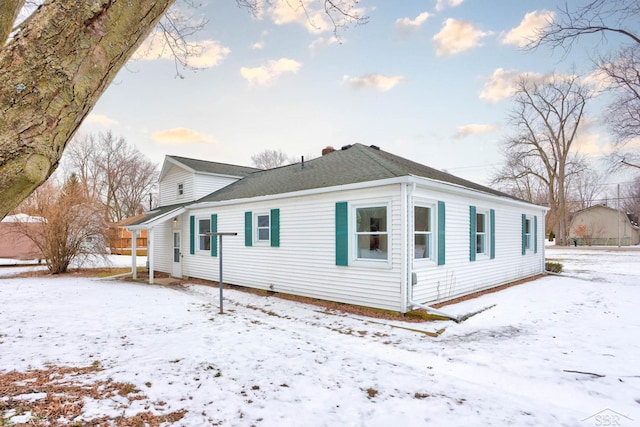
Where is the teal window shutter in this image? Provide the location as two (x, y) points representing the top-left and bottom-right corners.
(490, 209), (496, 260)
(469, 206), (476, 262)
(522, 214), (526, 255)
(189, 215), (195, 255)
(534, 215), (538, 254)
(270, 208), (280, 247)
(335, 202), (348, 266)
(437, 201), (446, 266)
(244, 211), (252, 247)
(211, 214), (218, 256)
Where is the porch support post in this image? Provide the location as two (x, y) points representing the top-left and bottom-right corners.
(131, 230), (137, 280)
(149, 227), (155, 285)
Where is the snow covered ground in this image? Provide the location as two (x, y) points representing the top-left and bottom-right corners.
(1, 247), (638, 426)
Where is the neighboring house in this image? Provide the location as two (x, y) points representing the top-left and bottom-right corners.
(569, 204), (640, 246)
(0, 214), (43, 261)
(128, 144), (548, 314)
(108, 214), (149, 256)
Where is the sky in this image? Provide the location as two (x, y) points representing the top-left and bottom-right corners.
(76, 0), (618, 186)
(1, 247), (640, 425)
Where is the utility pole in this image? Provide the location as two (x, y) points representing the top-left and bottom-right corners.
(617, 183), (621, 248)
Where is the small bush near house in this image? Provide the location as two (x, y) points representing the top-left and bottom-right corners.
(545, 262), (563, 273)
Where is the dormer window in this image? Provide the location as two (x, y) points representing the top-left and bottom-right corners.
(177, 183), (184, 196)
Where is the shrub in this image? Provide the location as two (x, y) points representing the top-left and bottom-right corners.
(545, 262), (563, 273)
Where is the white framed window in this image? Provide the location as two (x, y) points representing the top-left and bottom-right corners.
(354, 204), (388, 261)
(414, 205), (433, 260)
(197, 218), (211, 252)
(256, 213), (270, 242)
(525, 217), (532, 250)
(177, 183), (184, 196)
(476, 211), (488, 255)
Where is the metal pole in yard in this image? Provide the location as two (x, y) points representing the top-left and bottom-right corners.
(206, 232), (237, 315)
(618, 184), (621, 248)
(219, 234), (223, 314)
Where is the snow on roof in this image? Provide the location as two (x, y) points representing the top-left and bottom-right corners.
(1, 213), (45, 223)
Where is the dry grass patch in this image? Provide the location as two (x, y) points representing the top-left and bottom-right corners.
(0, 363), (186, 426)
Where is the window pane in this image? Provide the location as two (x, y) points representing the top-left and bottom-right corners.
(414, 207), (431, 232)
(357, 207), (387, 232)
(415, 234), (432, 259)
(476, 234), (485, 254)
(525, 219), (531, 233)
(200, 235), (210, 251)
(258, 228), (270, 241)
(257, 215), (269, 228)
(476, 213), (485, 233)
(358, 235), (387, 259)
(199, 219), (210, 234)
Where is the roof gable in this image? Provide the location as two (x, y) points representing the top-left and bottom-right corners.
(159, 155), (259, 181)
(197, 143), (521, 203)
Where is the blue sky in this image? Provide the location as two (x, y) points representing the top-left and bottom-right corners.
(78, 0), (611, 185)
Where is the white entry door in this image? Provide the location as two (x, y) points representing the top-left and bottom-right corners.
(172, 231), (182, 278)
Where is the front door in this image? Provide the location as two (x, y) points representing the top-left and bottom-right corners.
(172, 231), (182, 278)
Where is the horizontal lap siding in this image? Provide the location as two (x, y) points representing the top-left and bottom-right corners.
(412, 188), (545, 305)
(182, 185), (404, 311)
(151, 221), (172, 274)
(159, 167), (193, 206)
(193, 175), (239, 200)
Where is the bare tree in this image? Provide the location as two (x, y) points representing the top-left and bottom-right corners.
(13, 174), (107, 274)
(529, 0), (640, 171)
(64, 132), (158, 222)
(497, 74), (592, 245)
(567, 167), (603, 210)
(622, 175), (640, 219)
(251, 149), (296, 170)
(0, 1), (366, 220)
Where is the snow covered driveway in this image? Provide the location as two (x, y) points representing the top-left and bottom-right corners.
(1, 247), (639, 426)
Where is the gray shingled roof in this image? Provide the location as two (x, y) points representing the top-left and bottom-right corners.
(127, 202), (186, 226)
(197, 143), (519, 203)
(168, 155), (259, 177)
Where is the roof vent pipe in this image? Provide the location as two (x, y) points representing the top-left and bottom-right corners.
(301, 155), (304, 170)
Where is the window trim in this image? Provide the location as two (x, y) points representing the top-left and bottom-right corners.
(351, 201), (391, 266)
(196, 217), (211, 253)
(255, 212), (270, 243)
(414, 203), (435, 262)
(475, 210), (489, 256)
(177, 183), (184, 197)
(524, 216), (533, 252)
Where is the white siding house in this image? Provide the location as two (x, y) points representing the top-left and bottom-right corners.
(130, 144), (547, 315)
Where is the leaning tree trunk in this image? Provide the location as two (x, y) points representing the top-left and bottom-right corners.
(0, 0), (176, 220)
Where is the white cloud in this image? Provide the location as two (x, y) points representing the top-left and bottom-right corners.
(134, 37), (230, 68)
(454, 124), (498, 139)
(343, 74), (405, 92)
(85, 114), (118, 126)
(435, 0), (464, 12)
(479, 68), (524, 103)
(502, 10), (554, 47)
(309, 36), (340, 54)
(479, 68), (582, 103)
(151, 128), (216, 144)
(433, 19), (489, 57)
(240, 58), (302, 86)
(251, 41), (265, 50)
(266, 0), (365, 34)
(395, 12), (430, 37)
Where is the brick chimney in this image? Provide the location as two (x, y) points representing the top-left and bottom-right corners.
(322, 146), (335, 156)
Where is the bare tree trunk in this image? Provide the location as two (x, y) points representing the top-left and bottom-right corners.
(0, 1), (25, 46)
(0, 0), (175, 220)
